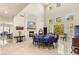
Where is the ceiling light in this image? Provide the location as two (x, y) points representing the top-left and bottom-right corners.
(4, 10), (8, 14)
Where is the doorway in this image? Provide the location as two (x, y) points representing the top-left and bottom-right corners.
(0, 24), (13, 45)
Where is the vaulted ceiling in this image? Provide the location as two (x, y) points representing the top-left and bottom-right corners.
(0, 3), (28, 19)
(0, 3), (51, 19)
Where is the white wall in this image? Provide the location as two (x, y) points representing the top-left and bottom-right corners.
(14, 4), (44, 39)
(46, 3), (79, 37)
(0, 16), (13, 34)
(0, 16), (13, 24)
(14, 13), (25, 36)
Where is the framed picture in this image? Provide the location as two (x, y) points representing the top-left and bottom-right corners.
(54, 24), (64, 35)
(16, 26), (24, 30)
(27, 21), (36, 29)
(67, 16), (73, 21)
(56, 3), (61, 7)
(56, 17), (62, 22)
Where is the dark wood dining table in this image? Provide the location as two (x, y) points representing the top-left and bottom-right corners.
(14, 35), (25, 43)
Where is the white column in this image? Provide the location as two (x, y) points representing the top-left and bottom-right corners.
(44, 6), (47, 27)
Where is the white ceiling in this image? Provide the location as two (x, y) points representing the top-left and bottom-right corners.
(0, 3), (51, 19)
(41, 3), (51, 6)
(0, 3), (28, 18)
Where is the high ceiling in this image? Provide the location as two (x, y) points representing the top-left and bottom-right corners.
(0, 3), (28, 18)
(41, 3), (51, 6)
(0, 3), (51, 19)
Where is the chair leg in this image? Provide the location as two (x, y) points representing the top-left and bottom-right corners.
(42, 43), (45, 48)
(37, 42), (40, 48)
(48, 43), (50, 49)
(54, 42), (58, 48)
(33, 41), (36, 46)
(33, 41), (34, 45)
(52, 43), (54, 48)
(35, 42), (37, 46)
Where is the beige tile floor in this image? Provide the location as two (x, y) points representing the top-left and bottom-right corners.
(0, 37), (76, 55)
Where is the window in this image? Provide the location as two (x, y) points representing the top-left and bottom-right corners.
(56, 3), (61, 7)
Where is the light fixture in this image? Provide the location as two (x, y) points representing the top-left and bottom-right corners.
(4, 10), (8, 14)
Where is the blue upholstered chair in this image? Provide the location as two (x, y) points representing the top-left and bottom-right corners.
(44, 34), (49, 44)
(48, 34), (55, 48)
(54, 34), (59, 48)
(39, 35), (44, 47)
(33, 34), (40, 46)
(54, 34), (59, 43)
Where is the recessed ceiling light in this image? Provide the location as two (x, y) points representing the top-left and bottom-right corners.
(4, 10), (8, 14)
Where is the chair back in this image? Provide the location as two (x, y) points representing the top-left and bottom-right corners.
(39, 35), (44, 43)
(34, 34), (40, 42)
(54, 34), (59, 43)
(44, 34), (49, 43)
(49, 34), (55, 43)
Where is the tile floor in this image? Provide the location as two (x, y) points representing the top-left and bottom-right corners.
(0, 37), (76, 55)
